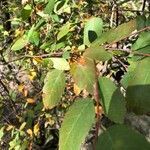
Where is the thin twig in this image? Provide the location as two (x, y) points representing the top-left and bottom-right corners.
(107, 26), (150, 47)
(110, 4), (115, 27)
(5, 52), (64, 64)
(141, 0), (147, 12)
(106, 47), (150, 57)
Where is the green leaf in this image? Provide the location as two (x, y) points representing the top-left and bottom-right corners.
(98, 77), (126, 123)
(125, 57), (150, 114)
(50, 58), (70, 70)
(96, 125), (150, 150)
(135, 45), (150, 54)
(84, 17), (103, 46)
(42, 69), (65, 109)
(54, 0), (70, 15)
(34, 19), (46, 30)
(59, 99), (95, 150)
(11, 36), (28, 51)
(83, 46), (113, 61)
(93, 19), (137, 46)
(50, 42), (65, 51)
(121, 60), (137, 88)
(44, 0), (55, 15)
(0, 127), (4, 140)
(57, 23), (71, 40)
(70, 58), (96, 94)
(136, 15), (146, 30)
(29, 31), (40, 46)
(131, 45), (150, 60)
(27, 25), (40, 46)
(146, 15), (150, 26)
(21, 4), (32, 21)
(132, 32), (150, 50)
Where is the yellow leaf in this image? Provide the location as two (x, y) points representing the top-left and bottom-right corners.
(27, 129), (33, 138)
(33, 123), (39, 136)
(47, 118), (55, 126)
(6, 125), (14, 131)
(18, 84), (24, 92)
(73, 84), (81, 95)
(27, 98), (36, 104)
(28, 69), (36, 80)
(33, 57), (43, 65)
(19, 122), (26, 130)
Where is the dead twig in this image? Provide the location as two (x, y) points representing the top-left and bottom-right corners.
(5, 52), (64, 64)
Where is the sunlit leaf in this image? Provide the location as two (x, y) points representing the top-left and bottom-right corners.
(33, 123), (39, 136)
(84, 17), (103, 46)
(26, 98), (36, 104)
(19, 122), (26, 131)
(42, 69), (65, 109)
(57, 23), (71, 40)
(93, 19), (137, 46)
(59, 99), (95, 150)
(0, 127), (5, 140)
(132, 32), (150, 50)
(54, 0), (70, 15)
(29, 31), (40, 46)
(26, 129), (33, 138)
(70, 58), (96, 94)
(6, 125), (14, 131)
(11, 36), (28, 51)
(73, 84), (81, 95)
(44, 0), (55, 15)
(50, 58), (70, 70)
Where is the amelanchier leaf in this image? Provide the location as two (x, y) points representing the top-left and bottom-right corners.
(125, 57), (150, 114)
(98, 77), (126, 123)
(50, 58), (70, 70)
(84, 17), (103, 46)
(132, 32), (150, 50)
(96, 125), (150, 150)
(59, 99), (95, 150)
(136, 15), (146, 30)
(70, 58), (96, 94)
(57, 23), (71, 40)
(93, 19), (137, 46)
(121, 60), (137, 88)
(11, 36), (28, 51)
(42, 69), (65, 109)
(44, 0), (55, 15)
(83, 46), (113, 61)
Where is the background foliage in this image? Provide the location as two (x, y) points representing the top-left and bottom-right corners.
(0, 0), (150, 149)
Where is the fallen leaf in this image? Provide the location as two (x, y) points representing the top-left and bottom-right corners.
(27, 98), (36, 104)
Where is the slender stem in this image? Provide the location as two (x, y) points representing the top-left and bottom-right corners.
(107, 26), (150, 47)
(106, 47), (150, 57)
(141, 0), (147, 12)
(93, 60), (101, 149)
(5, 52), (64, 64)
